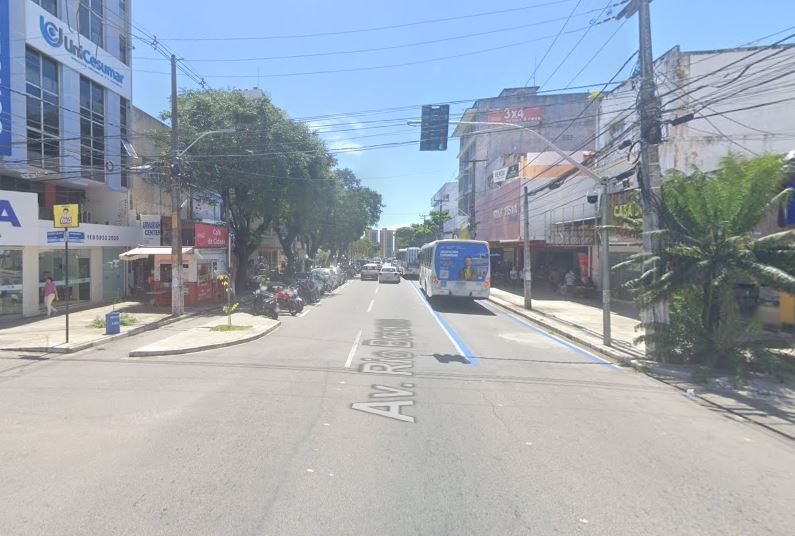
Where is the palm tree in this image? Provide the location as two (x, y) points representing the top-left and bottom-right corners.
(618, 154), (795, 369)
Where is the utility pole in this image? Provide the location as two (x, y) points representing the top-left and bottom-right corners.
(170, 54), (184, 316)
(621, 0), (666, 356)
(599, 181), (612, 346)
(469, 162), (477, 239)
(522, 186), (532, 309)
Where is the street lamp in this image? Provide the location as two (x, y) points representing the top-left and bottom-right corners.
(170, 128), (236, 316)
(410, 119), (612, 346)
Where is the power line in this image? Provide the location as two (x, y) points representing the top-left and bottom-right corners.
(154, 0), (577, 41)
(524, 0), (584, 86)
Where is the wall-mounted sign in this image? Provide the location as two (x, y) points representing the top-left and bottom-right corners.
(486, 106), (542, 125)
(0, 0), (10, 156)
(140, 214), (162, 245)
(25, 2), (132, 99)
(194, 223), (228, 248)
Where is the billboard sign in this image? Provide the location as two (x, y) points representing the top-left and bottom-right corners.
(486, 106), (542, 125)
(53, 204), (79, 228)
(476, 179), (521, 242)
(140, 215), (161, 245)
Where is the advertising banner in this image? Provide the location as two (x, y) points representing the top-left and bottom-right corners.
(0, 0), (10, 155)
(0, 190), (38, 245)
(486, 106), (542, 124)
(53, 204), (79, 228)
(195, 223), (228, 248)
(476, 179), (521, 242)
(140, 215), (162, 245)
(25, 2), (132, 99)
(434, 242), (489, 282)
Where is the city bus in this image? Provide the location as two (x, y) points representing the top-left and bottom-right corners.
(396, 247), (421, 279)
(419, 240), (490, 299)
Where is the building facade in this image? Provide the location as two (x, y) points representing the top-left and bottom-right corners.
(593, 44), (795, 325)
(430, 181), (460, 238)
(450, 87), (597, 283)
(0, 0), (138, 318)
(379, 228), (394, 259)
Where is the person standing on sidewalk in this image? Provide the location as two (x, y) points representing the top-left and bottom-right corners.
(43, 276), (59, 317)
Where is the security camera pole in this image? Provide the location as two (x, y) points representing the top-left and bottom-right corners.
(412, 116), (612, 346)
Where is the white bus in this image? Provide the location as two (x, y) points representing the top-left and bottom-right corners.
(419, 240), (490, 299)
(396, 247), (421, 279)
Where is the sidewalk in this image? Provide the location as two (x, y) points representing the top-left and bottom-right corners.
(129, 312), (279, 357)
(490, 285), (645, 358)
(0, 301), (214, 353)
(489, 285), (795, 441)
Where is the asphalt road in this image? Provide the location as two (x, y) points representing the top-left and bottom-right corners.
(1, 277), (794, 535)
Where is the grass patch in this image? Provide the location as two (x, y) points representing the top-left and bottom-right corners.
(210, 325), (252, 332)
(89, 312), (139, 329)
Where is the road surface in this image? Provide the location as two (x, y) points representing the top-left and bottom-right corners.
(1, 278), (793, 535)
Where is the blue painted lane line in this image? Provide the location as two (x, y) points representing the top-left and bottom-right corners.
(478, 300), (619, 369)
(409, 282), (478, 365)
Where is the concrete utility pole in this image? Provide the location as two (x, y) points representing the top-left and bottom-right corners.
(599, 183), (612, 345)
(621, 0), (667, 356)
(170, 54), (184, 316)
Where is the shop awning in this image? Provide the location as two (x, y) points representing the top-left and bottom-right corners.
(119, 246), (194, 261)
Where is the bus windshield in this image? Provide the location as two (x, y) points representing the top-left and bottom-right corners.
(434, 242), (489, 282)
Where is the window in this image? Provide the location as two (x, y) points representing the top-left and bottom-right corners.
(119, 97), (130, 187)
(119, 34), (129, 65)
(26, 48), (60, 170)
(32, 0), (57, 16)
(80, 76), (105, 181)
(78, 0), (103, 45)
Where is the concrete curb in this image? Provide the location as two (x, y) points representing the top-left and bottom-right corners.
(488, 295), (795, 442)
(1, 304), (222, 354)
(128, 321), (280, 357)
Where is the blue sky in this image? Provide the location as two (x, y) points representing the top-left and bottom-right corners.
(130, 0), (794, 228)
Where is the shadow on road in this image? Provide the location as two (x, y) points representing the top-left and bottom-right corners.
(429, 297), (495, 316)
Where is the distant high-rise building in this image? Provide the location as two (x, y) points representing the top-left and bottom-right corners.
(366, 228), (380, 247)
(379, 228), (395, 258)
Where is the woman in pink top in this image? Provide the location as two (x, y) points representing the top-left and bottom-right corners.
(43, 276), (59, 317)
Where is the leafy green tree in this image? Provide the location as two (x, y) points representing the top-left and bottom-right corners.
(618, 154), (795, 370)
(351, 237), (378, 259)
(395, 211), (450, 248)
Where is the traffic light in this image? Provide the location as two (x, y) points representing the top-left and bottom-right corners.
(420, 104), (449, 151)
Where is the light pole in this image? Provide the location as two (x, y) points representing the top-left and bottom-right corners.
(411, 119), (612, 346)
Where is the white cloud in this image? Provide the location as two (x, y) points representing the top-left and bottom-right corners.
(308, 117), (366, 156)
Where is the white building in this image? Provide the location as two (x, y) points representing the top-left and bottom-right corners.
(593, 43), (795, 301)
(0, 0), (138, 317)
(430, 181), (461, 238)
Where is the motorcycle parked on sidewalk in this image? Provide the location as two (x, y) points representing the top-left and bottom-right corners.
(270, 285), (304, 316)
(251, 288), (280, 320)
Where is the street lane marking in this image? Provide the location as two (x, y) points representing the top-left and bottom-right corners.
(367, 299), (375, 313)
(345, 329), (363, 368)
(375, 286), (380, 294)
(297, 307), (313, 318)
(409, 282), (477, 365)
(478, 301), (618, 368)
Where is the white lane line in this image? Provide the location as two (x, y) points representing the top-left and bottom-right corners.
(345, 329), (363, 368)
(367, 299), (375, 313)
(375, 286), (380, 294)
(297, 307), (313, 318)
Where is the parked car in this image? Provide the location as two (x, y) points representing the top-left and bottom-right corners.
(378, 265), (400, 284)
(360, 263), (380, 281)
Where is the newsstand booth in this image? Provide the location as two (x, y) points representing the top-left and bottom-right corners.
(119, 246), (227, 306)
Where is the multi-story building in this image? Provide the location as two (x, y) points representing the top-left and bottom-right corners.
(365, 228), (380, 248)
(430, 181), (460, 238)
(593, 43), (795, 325)
(379, 228), (394, 259)
(450, 86), (597, 278)
(0, 0), (138, 318)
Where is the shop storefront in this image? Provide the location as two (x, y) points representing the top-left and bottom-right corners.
(0, 190), (142, 317)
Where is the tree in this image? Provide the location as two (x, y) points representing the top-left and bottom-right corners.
(394, 211), (450, 248)
(162, 89), (303, 287)
(351, 237), (378, 259)
(618, 154), (795, 371)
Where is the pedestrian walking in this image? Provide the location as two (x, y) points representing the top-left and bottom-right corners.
(43, 276), (59, 317)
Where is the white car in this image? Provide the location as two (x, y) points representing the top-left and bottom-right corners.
(360, 263), (380, 281)
(378, 265), (400, 284)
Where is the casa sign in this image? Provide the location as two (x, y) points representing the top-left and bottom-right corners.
(25, 2), (132, 99)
